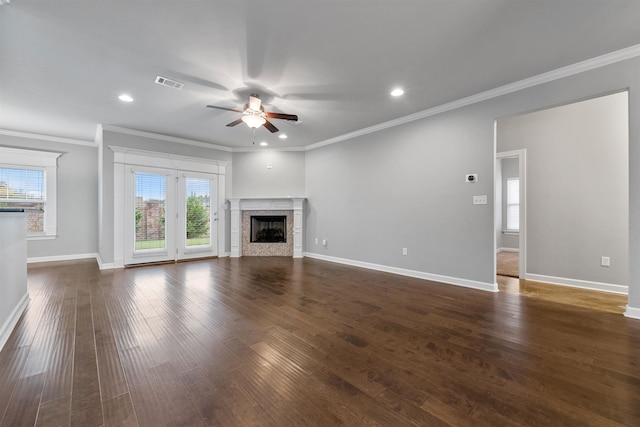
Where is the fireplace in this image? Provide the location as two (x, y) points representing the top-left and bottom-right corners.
(250, 215), (286, 243)
(228, 197), (306, 258)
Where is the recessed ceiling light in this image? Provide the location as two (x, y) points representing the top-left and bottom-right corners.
(279, 134), (288, 139)
(118, 94), (134, 102)
(260, 141), (268, 146)
(390, 88), (404, 97)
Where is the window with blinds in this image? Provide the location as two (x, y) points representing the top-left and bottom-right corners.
(134, 172), (167, 250)
(506, 177), (520, 231)
(185, 177), (211, 247)
(0, 167), (46, 234)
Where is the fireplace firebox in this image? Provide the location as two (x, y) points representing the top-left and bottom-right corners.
(250, 215), (286, 243)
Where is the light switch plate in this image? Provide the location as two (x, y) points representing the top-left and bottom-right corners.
(473, 195), (488, 205)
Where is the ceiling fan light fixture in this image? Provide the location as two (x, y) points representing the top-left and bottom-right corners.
(242, 114), (266, 129)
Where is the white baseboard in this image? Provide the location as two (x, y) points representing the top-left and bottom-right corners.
(98, 252), (230, 268)
(27, 252), (97, 264)
(497, 248), (519, 253)
(0, 292), (29, 352)
(525, 273), (628, 295)
(96, 254), (116, 270)
(624, 306), (640, 319)
(304, 252), (498, 292)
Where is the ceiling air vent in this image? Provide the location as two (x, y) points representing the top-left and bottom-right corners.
(154, 75), (184, 90)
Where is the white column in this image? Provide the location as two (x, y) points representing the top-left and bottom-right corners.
(292, 198), (305, 258)
(113, 161), (125, 268)
(229, 198), (241, 257)
(217, 167), (226, 257)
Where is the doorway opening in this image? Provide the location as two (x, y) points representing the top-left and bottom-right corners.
(494, 91), (629, 311)
(495, 150), (526, 279)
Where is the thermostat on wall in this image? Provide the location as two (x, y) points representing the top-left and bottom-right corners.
(465, 174), (478, 183)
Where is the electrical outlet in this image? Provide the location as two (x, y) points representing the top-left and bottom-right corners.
(601, 256), (610, 267)
(322, 239), (327, 246)
(402, 248), (408, 256)
(315, 238), (318, 244)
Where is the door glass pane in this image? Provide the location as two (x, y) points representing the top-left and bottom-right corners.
(185, 178), (211, 247)
(134, 173), (167, 251)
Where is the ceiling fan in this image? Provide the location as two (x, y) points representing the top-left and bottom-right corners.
(207, 94), (298, 133)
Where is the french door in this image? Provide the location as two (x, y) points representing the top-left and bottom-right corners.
(178, 172), (217, 260)
(124, 166), (218, 265)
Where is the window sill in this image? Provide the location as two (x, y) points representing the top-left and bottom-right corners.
(502, 230), (519, 236)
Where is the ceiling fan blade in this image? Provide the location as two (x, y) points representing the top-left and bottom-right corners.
(207, 105), (243, 113)
(263, 119), (279, 133)
(265, 112), (298, 121)
(226, 118), (244, 127)
(249, 95), (262, 111)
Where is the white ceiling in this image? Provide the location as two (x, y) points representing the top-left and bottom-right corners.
(1, 0), (639, 149)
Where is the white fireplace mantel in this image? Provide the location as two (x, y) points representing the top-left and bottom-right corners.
(228, 197), (306, 258)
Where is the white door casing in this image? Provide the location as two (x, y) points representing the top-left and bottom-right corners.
(496, 149), (527, 279)
(111, 146), (227, 268)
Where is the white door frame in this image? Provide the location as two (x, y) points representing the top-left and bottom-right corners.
(111, 146), (227, 268)
(177, 171), (218, 260)
(496, 149), (527, 279)
(124, 166), (177, 265)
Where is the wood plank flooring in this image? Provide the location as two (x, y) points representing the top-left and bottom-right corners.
(1, 257), (639, 426)
(496, 251), (519, 278)
(498, 275), (629, 315)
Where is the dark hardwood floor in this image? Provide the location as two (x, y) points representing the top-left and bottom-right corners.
(1, 257), (639, 426)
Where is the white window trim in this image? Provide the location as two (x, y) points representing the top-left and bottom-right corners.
(506, 177), (519, 232)
(0, 146), (62, 238)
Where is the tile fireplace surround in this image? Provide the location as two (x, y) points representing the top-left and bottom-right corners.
(228, 198), (306, 258)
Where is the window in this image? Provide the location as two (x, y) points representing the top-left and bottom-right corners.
(506, 177), (519, 231)
(0, 167), (46, 233)
(134, 172), (167, 251)
(185, 177), (212, 247)
(0, 147), (62, 238)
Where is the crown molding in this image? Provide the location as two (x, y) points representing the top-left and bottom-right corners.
(101, 125), (233, 152)
(6, 44), (638, 154)
(232, 146), (307, 153)
(306, 43), (640, 151)
(0, 129), (95, 147)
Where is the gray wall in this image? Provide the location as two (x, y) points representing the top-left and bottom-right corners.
(231, 150), (306, 198)
(305, 56), (640, 302)
(305, 110), (496, 285)
(0, 134), (98, 259)
(498, 92), (628, 286)
(99, 129), (233, 264)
